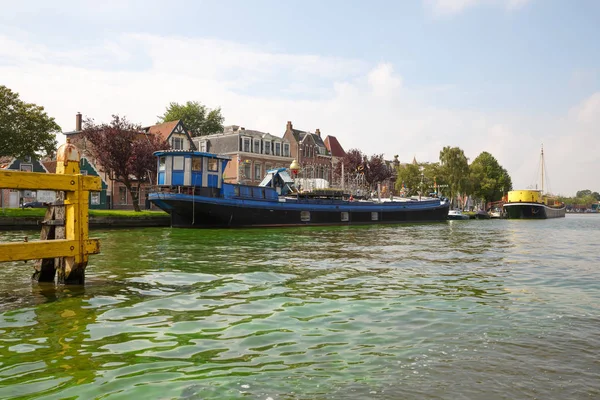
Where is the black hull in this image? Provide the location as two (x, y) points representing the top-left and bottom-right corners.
(504, 202), (566, 219)
(152, 198), (450, 228)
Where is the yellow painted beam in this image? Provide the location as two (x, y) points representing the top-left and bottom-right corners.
(0, 239), (100, 263)
(0, 170), (101, 191)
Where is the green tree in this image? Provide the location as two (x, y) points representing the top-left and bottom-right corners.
(0, 85), (60, 158)
(395, 163), (421, 196)
(469, 152), (513, 206)
(576, 189), (592, 198)
(439, 146), (470, 207)
(158, 101), (224, 137)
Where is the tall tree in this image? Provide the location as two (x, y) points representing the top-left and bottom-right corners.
(469, 152), (513, 206)
(158, 101), (224, 137)
(0, 85), (60, 158)
(439, 146), (470, 208)
(82, 115), (169, 212)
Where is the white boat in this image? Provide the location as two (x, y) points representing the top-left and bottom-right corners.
(448, 209), (470, 220)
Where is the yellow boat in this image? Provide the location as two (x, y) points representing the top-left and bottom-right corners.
(503, 146), (566, 219)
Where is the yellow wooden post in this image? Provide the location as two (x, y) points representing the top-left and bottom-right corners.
(0, 138), (101, 284)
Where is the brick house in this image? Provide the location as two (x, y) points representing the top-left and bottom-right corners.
(64, 113), (191, 209)
(193, 125), (293, 185)
(282, 121), (333, 183)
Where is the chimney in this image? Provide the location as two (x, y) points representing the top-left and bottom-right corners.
(286, 121), (293, 130)
(315, 128), (321, 138)
(76, 112), (82, 131)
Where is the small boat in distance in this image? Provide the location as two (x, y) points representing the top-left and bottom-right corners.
(149, 150), (450, 228)
(448, 209), (470, 220)
(503, 146), (566, 219)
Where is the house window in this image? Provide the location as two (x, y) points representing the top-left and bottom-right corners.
(253, 139), (260, 154)
(91, 192), (100, 205)
(208, 159), (218, 172)
(243, 163), (251, 180)
(265, 142), (271, 155)
(265, 163), (272, 172)
(283, 143), (290, 157)
(20, 164), (33, 172)
(173, 156), (184, 170)
(192, 157), (202, 171)
(159, 157), (166, 171)
(172, 137), (184, 150)
(119, 187), (127, 204)
(254, 163), (261, 180)
(199, 141), (207, 152)
(80, 170), (88, 176)
(275, 142), (281, 156)
(23, 156), (32, 163)
(243, 138), (251, 152)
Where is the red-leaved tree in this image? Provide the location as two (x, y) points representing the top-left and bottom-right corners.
(82, 115), (169, 211)
(364, 153), (394, 189)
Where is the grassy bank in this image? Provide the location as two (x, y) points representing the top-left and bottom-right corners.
(0, 208), (168, 218)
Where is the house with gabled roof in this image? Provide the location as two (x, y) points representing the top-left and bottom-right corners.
(283, 121), (333, 183)
(193, 125), (293, 185)
(1, 155), (50, 208)
(142, 120), (195, 151)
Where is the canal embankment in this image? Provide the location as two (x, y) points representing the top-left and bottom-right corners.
(0, 209), (170, 230)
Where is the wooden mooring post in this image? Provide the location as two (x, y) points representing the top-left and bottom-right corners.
(0, 139), (101, 284)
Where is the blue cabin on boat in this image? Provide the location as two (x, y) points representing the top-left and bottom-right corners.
(156, 150), (230, 189)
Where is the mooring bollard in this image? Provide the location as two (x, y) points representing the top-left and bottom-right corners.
(0, 138), (101, 284)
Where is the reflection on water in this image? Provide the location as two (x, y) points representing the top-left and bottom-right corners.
(1, 215), (599, 399)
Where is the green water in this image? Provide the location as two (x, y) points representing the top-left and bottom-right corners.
(0, 215), (599, 399)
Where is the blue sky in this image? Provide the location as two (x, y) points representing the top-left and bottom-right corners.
(1, 0), (599, 195)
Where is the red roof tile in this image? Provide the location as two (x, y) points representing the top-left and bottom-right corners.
(144, 120), (180, 141)
(324, 136), (346, 157)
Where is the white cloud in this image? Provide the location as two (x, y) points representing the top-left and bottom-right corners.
(1, 32), (597, 196)
(425, 0), (533, 17)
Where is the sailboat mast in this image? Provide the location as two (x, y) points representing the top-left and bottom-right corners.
(540, 145), (544, 194)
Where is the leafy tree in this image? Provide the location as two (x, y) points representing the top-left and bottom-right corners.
(82, 115), (169, 212)
(395, 163), (421, 196)
(593, 192), (600, 201)
(158, 101), (224, 137)
(439, 146), (470, 208)
(0, 85), (60, 158)
(364, 154), (394, 189)
(576, 189), (592, 198)
(469, 152), (513, 206)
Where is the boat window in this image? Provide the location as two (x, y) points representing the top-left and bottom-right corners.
(159, 157), (166, 171)
(234, 186), (240, 196)
(371, 212), (379, 221)
(341, 212), (349, 222)
(173, 156), (184, 170)
(300, 211), (310, 222)
(208, 158), (218, 172)
(192, 157), (202, 171)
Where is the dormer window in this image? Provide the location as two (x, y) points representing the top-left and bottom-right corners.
(243, 137), (251, 152)
(253, 139), (261, 154)
(199, 140), (207, 152)
(265, 142), (271, 155)
(172, 137), (184, 150)
(275, 142), (281, 156)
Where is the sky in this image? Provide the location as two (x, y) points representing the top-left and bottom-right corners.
(1, 0), (599, 196)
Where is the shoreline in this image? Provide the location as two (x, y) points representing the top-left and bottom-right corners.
(0, 215), (170, 230)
